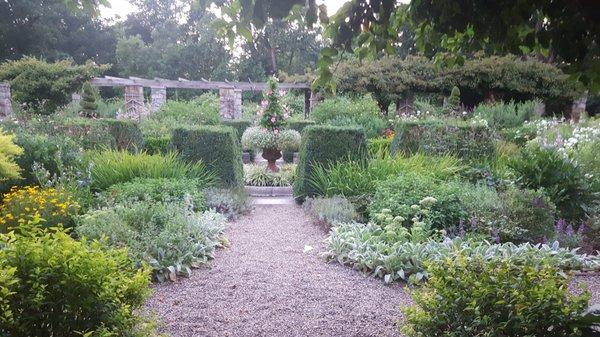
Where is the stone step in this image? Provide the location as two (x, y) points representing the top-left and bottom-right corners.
(252, 196), (295, 206)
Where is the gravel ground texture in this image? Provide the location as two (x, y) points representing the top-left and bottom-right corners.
(145, 201), (600, 337)
(145, 202), (410, 337)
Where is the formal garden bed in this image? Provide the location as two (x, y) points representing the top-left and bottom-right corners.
(1, 2), (600, 333)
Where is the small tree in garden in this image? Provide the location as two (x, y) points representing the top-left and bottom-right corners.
(242, 77), (300, 172)
(259, 77), (287, 132)
(79, 82), (98, 117)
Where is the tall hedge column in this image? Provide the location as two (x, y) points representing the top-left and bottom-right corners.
(124, 85), (148, 121)
(0, 82), (13, 119)
(150, 86), (167, 112)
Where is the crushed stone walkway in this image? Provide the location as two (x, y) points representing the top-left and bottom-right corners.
(145, 201), (410, 337)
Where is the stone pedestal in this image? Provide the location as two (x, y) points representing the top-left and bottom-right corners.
(0, 82), (13, 119)
(219, 86), (242, 119)
(150, 86), (167, 112)
(123, 85), (148, 121)
(571, 94), (587, 123)
(72, 93), (81, 105)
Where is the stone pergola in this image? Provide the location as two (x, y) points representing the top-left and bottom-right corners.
(90, 76), (316, 120)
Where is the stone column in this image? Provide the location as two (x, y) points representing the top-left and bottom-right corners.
(150, 86), (167, 112)
(219, 86), (236, 120)
(233, 89), (242, 119)
(309, 91), (321, 115)
(123, 85), (148, 121)
(72, 93), (81, 105)
(534, 101), (546, 117)
(396, 92), (415, 116)
(0, 82), (13, 119)
(571, 94), (587, 123)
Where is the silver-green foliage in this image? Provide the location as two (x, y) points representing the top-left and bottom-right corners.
(325, 222), (600, 284)
(76, 201), (226, 282)
(303, 196), (357, 226)
(241, 126), (301, 151)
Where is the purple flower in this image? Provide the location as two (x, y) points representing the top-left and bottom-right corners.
(555, 218), (567, 233)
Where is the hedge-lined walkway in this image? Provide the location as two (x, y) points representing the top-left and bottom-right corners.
(145, 202), (409, 337)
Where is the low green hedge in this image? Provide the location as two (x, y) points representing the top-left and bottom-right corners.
(293, 125), (368, 200)
(172, 126), (243, 188)
(52, 118), (144, 151)
(391, 120), (495, 160)
(144, 136), (172, 155)
(287, 120), (316, 134)
(222, 119), (251, 141)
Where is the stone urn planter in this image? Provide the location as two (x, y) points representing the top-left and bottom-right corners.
(262, 148), (282, 172)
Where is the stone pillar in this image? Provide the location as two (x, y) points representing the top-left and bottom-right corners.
(0, 82), (13, 119)
(150, 86), (167, 112)
(123, 85), (148, 121)
(571, 94), (587, 123)
(534, 101), (546, 117)
(72, 93), (81, 105)
(234, 89), (242, 119)
(219, 86), (237, 120)
(309, 91), (321, 115)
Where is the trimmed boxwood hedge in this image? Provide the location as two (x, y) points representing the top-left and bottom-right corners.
(293, 125), (368, 200)
(144, 136), (172, 155)
(391, 120), (495, 160)
(287, 120), (316, 134)
(222, 119), (251, 141)
(172, 126), (243, 188)
(52, 118), (144, 151)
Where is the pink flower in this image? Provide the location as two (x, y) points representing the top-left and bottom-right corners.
(260, 100), (269, 108)
(283, 113), (289, 120)
(274, 128), (279, 135)
(279, 89), (286, 96)
(271, 116), (276, 123)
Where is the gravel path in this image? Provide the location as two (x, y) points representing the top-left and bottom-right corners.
(145, 202), (410, 337)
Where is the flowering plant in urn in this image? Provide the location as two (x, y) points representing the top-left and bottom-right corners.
(242, 77), (300, 172)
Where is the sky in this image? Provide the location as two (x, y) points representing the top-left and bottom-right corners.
(101, 0), (349, 21)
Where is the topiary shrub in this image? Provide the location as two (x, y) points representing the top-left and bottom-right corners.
(79, 81), (98, 117)
(445, 86), (461, 114)
(0, 221), (154, 337)
(391, 119), (495, 160)
(293, 125), (368, 200)
(172, 126), (244, 188)
(144, 136), (172, 155)
(51, 118), (144, 151)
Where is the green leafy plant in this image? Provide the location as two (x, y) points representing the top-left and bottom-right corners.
(445, 85), (460, 114)
(509, 144), (593, 221)
(402, 254), (592, 337)
(85, 150), (213, 191)
(0, 220), (154, 337)
(102, 177), (215, 211)
(76, 202), (226, 282)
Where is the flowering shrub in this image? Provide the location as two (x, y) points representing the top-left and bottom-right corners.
(257, 77), (288, 131)
(241, 126), (301, 151)
(0, 129), (23, 181)
(0, 186), (79, 231)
